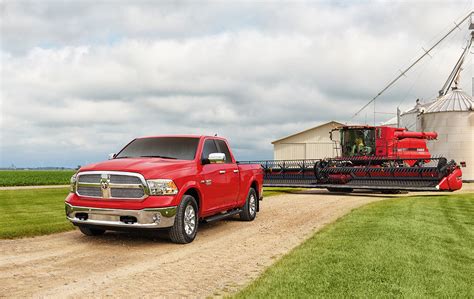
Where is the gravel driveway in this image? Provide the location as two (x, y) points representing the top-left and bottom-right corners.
(1, 188), (467, 298)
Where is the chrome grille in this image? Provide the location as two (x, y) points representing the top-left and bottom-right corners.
(77, 186), (102, 197)
(76, 171), (147, 200)
(110, 175), (141, 184)
(111, 188), (145, 198)
(78, 174), (101, 183)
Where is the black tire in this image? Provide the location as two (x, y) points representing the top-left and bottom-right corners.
(169, 195), (199, 244)
(78, 226), (106, 236)
(239, 188), (257, 221)
(381, 190), (401, 194)
(314, 161), (329, 183)
(327, 187), (353, 193)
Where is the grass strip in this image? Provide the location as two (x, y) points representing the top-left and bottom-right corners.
(237, 193), (474, 298)
(263, 187), (304, 198)
(0, 188), (73, 238)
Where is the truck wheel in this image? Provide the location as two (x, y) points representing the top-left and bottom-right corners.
(239, 188), (257, 221)
(78, 226), (106, 236)
(169, 195), (199, 244)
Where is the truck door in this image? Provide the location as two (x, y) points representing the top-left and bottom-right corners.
(215, 139), (240, 206)
(199, 139), (233, 213)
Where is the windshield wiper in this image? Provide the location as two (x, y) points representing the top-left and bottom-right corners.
(139, 155), (177, 159)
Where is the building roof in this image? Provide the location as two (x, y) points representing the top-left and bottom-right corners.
(271, 120), (344, 144)
(425, 88), (473, 113)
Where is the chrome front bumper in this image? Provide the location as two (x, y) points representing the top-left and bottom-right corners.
(65, 203), (177, 229)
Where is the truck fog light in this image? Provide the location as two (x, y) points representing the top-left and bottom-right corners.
(152, 213), (161, 224)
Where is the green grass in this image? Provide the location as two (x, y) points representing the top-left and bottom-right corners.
(0, 186), (299, 239)
(0, 188), (73, 238)
(237, 193), (474, 298)
(263, 187), (304, 198)
(0, 170), (75, 186)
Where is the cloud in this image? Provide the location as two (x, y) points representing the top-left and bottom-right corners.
(0, 0), (472, 167)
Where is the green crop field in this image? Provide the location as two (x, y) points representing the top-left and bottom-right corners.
(237, 193), (474, 298)
(0, 170), (75, 186)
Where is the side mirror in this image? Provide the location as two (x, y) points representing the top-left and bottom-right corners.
(208, 153), (225, 164)
(108, 153), (116, 160)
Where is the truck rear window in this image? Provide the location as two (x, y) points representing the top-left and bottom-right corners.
(115, 137), (199, 160)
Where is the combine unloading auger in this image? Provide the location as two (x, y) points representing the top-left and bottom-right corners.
(240, 126), (463, 192)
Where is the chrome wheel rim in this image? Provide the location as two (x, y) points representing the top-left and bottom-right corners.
(249, 194), (256, 216)
(184, 205), (196, 236)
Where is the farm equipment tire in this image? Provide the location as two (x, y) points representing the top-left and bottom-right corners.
(380, 190), (402, 194)
(314, 160), (329, 183)
(327, 187), (353, 193)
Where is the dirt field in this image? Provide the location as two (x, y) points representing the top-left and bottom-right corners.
(0, 187), (471, 298)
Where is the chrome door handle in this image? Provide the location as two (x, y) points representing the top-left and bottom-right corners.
(219, 170), (226, 174)
(233, 170), (239, 173)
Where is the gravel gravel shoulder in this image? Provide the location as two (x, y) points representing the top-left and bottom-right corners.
(0, 186), (472, 298)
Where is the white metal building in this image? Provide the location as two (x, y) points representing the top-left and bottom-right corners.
(272, 121), (343, 160)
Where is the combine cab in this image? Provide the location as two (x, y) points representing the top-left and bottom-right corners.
(240, 126), (463, 192)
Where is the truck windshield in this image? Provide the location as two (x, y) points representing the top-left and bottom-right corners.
(115, 137), (199, 160)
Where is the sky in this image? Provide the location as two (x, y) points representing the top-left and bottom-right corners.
(0, 0), (473, 168)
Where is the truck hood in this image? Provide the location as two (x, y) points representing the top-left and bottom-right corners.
(79, 158), (196, 179)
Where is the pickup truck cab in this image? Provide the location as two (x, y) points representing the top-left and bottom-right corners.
(65, 135), (263, 243)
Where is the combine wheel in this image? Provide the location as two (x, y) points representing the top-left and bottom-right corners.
(327, 187), (353, 193)
(380, 190), (401, 194)
(314, 160), (329, 183)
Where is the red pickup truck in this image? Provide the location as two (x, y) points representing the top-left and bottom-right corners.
(65, 135), (263, 243)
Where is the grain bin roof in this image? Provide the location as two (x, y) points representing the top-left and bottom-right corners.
(402, 100), (434, 114)
(426, 88), (473, 113)
(271, 121), (344, 144)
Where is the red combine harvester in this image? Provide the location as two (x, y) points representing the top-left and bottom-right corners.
(240, 125), (462, 192)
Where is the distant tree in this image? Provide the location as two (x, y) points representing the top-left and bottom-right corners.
(76, 165), (81, 170)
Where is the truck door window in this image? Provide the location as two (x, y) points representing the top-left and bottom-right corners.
(215, 140), (232, 163)
(202, 139), (218, 160)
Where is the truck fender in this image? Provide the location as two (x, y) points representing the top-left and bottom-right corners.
(177, 181), (203, 212)
(244, 176), (260, 202)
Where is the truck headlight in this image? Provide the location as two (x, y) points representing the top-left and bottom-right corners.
(70, 174), (77, 193)
(147, 179), (178, 196)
